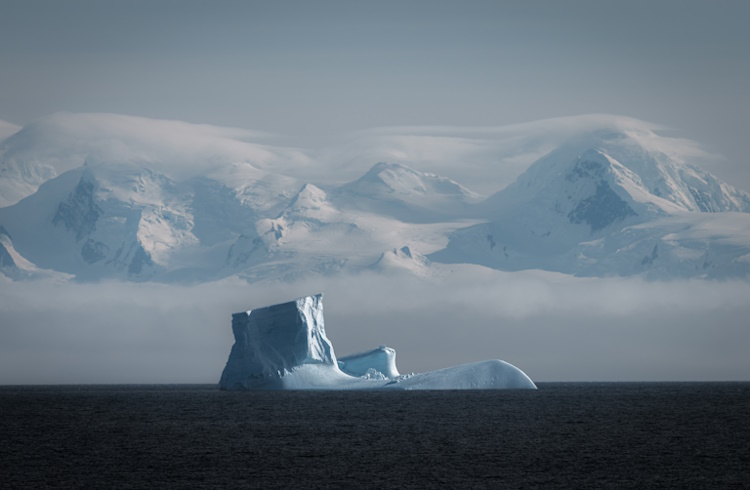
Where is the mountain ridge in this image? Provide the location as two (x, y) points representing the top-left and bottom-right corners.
(1, 112), (748, 282)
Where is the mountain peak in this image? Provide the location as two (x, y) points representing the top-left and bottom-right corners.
(493, 128), (750, 217)
(437, 128), (750, 278)
(284, 183), (328, 211)
(278, 183), (340, 224)
(332, 161), (483, 222)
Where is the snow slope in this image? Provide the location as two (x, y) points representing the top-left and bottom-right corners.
(0, 163), (297, 281)
(0, 166), (209, 280)
(489, 130), (750, 214)
(224, 181), (469, 282)
(331, 161), (483, 222)
(219, 294), (536, 390)
(0, 225), (73, 281)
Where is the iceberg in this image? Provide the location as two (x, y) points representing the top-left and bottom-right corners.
(219, 294), (536, 390)
(338, 345), (400, 379)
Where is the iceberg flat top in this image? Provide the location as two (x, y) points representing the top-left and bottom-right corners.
(338, 345), (400, 379)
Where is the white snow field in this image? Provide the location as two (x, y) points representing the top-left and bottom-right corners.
(219, 294), (536, 390)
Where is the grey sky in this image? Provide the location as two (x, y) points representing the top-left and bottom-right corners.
(1, 0), (749, 188)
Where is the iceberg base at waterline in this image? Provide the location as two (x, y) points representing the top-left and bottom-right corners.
(219, 294), (536, 390)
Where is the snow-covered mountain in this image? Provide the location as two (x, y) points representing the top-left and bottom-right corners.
(0, 142), (464, 282)
(433, 129), (750, 278)
(1, 112), (749, 281)
(224, 179), (466, 282)
(225, 183), (363, 280)
(2, 164), (314, 282)
(330, 161), (483, 222)
(488, 130), (750, 215)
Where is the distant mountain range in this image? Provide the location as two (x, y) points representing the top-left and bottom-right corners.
(1, 112), (749, 282)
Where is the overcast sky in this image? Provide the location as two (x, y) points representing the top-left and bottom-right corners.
(1, 0), (749, 187)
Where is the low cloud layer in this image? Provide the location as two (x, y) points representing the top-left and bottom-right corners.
(2, 270), (748, 384)
(314, 114), (721, 195)
(2, 112), (728, 201)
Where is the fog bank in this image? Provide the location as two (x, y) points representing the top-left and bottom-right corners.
(1, 270), (748, 384)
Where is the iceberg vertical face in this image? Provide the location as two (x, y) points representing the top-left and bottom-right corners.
(219, 294), (338, 389)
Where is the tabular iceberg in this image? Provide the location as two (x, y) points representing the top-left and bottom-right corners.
(219, 294), (536, 390)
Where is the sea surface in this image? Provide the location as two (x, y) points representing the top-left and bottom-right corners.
(1, 383), (748, 489)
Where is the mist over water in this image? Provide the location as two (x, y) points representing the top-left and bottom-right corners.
(2, 271), (748, 384)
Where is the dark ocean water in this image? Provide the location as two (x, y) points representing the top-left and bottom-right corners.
(1, 383), (749, 489)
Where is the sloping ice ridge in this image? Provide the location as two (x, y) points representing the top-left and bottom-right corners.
(219, 294), (536, 390)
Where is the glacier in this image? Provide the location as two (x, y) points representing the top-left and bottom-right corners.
(219, 294), (536, 390)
